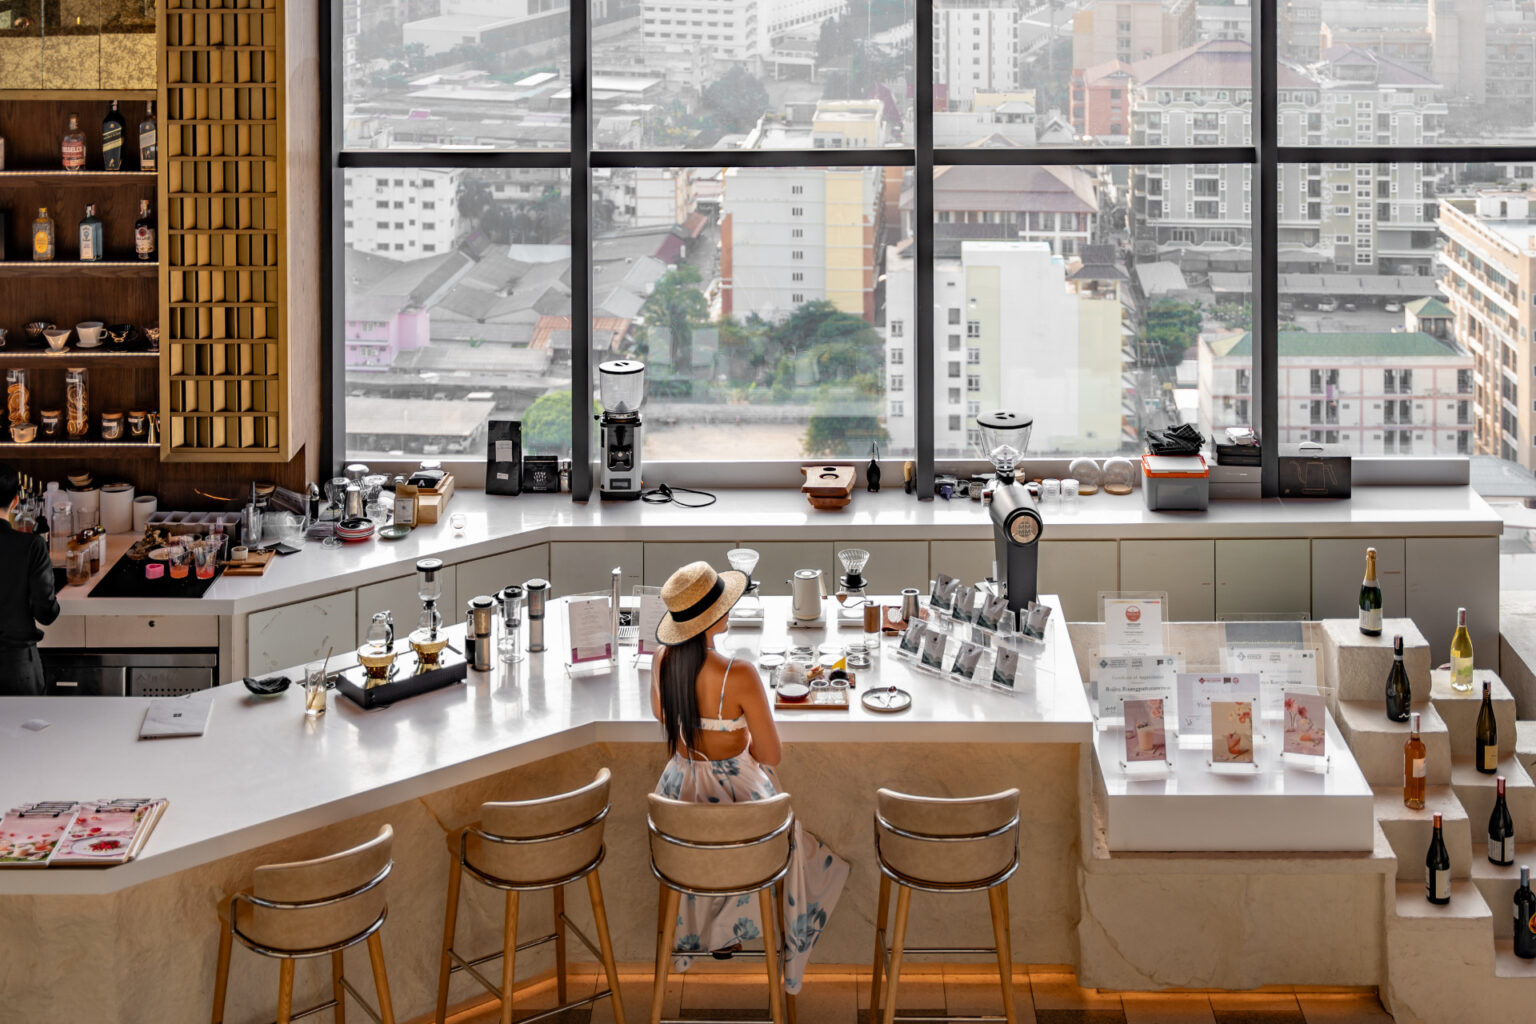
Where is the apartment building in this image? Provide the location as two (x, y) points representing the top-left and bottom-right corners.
(404, 0), (570, 56)
(1199, 329), (1473, 456)
(1072, 0), (1196, 70)
(934, 0), (1020, 105)
(883, 241), (1125, 457)
(640, 0), (843, 64)
(1439, 191), (1536, 467)
(343, 168), (463, 261)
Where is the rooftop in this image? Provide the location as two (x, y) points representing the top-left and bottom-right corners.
(1405, 296), (1453, 319)
(1218, 330), (1465, 360)
(911, 164), (1098, 213)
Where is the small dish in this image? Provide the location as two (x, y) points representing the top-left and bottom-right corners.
(74, 322), (105, 348)
(776, 682), (810, 703)
(23, 321), (54, 348)
(43, 328), (71, 352)
(378, 524), (412, 540)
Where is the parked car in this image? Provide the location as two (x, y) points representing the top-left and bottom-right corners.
(1317, 297), (1339, 312)
(1384, 301), (1403, 313)
(1342, 301), (1358, 312)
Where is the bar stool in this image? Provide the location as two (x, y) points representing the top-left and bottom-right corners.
(211, 824), (396, 1024)
(435, 767), (626, 1024)
(869, 787), (1021, 1024)
(647, 791), (797, 1024)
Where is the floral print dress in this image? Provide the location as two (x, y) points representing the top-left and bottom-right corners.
(655, 750), (849, 994)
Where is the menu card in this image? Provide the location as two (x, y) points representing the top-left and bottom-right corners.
(0, 802), (80, 866)
(0, 798), (167, 868)
(567, 596), (614, 664)
(635, 591), (667, 657)
(1211, 701), (1255, 764)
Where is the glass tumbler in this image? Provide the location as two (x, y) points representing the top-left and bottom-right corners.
(193, 541), (215, 580)
(303, 664), (328, 717)
(167, 544), (190, 580)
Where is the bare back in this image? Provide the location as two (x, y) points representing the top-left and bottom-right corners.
(651, 644), (781, 765)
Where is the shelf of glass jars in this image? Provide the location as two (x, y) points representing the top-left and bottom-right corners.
(0, 439), (158, 457)
(0, 260), (158, 278)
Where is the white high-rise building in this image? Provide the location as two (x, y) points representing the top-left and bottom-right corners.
(883, 241), (1125, 457)
(640, 0), (845, 63)
(934, 0), (1020, 105)
(344, 169), (463, 261)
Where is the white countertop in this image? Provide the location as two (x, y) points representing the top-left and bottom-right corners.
(0, 596), (1093, 895)
(54, 485), (1504, 617)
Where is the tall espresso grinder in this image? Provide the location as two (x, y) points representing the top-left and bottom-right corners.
(979, 410), (1043, 616)
(597, 360), (646, 500)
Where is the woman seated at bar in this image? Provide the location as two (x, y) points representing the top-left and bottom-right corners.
(650, 560), (848, 994)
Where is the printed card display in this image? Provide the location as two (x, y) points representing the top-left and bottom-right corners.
(635, 590), (667, 657)
(949, 640), (985, 682)
(1283, 690), (1326, 757)
(566, 596), (614, 664)
(50, 799), (168, 866)
(975, 593), (1014, 633)
(898, 622), (927, 657)
(1093, 653), (1179, 720)
(992, 645), (1023, 689)
(1211, 700), (1255, 763)
(1177, 672), (1260, 734)
(1122, 698), (1167, 762)
(1222, 647), (1320, 717)
(950, 584), (977, 624)
(930, 574), (960, 614)
(0, 802), (79, 866)
(1021, 602), (1052, 641)
(1103, 598), (1163, 651)
(919, 629), (948, 671)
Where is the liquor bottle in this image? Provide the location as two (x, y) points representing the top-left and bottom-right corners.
(1515, 867), (1536, 959)
(134, 199), (155, 262)
(78, 204), (103, 262)
(101, 100), (125, 171)
(32, 207), (55, 261)
(1490, 775), (1515, 866)
(1477, 679), (1498, 774)
(1359, 547), (1382, 636)
(1450, 607), (1474, 693)
(1385, 634), (1411, 722)
(1426, 812), (1451, 905)
(1404, 712), (1426, 810)
(138, 101), (157, 172)
(61, 113), (85, 170)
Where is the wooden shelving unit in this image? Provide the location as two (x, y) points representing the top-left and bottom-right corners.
(160, 0), (316, 464)
(0, 349), (160, 368)
(0, 260), (158, 278)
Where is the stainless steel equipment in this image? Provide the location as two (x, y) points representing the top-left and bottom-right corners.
(597, 360), (646, 500)
(467, 595), (495, 672)
(41, 649), (217, 697)
(978, 410), (1043, 615)
(525, 577), (551, 653)
(409, 558), (448, 666)
(498, 585), (525, 660)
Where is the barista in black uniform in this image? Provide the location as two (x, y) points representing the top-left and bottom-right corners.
(0, 464), (59, 695)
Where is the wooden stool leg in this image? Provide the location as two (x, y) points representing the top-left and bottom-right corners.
(775, 885), (798, 1024)
(586, 871), (628, 1024)
(554, 884), (568, 1004)
(650, 888), (680, 1024)
(869, 874), (891, 1019)
(435, 862), (463, 1024)
(759, 887), (787, 1024)
(987, 884), (1019, 1024)
(276, 959), (295, 1024)
(500, 891), (520, 1024)
(332, 950), (348, 1024)
(210, 913), (233, 1024)
(366, 932), (397, 1024)
(880, 886), (911, 1024)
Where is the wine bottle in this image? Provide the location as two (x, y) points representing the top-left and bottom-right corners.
(1359, 547), (1383, 636)
(78, 204), (103, 262)
(134, 199), (155, 262)
(1515, 867), (1536, 959)
(138, 101), (157, 172)
(32, 207), (55, 261)
(1385, 634), (1411, 722)
(1450, 607), (1474, 693)
(101, 100), (125, 172)
(1426, 812), (1451, 905)
(1490, 775), (1515, 866)
(61, 113), (85, 171)
(1477, 680), (1498, 774)
(1404, 712), (1426, 810)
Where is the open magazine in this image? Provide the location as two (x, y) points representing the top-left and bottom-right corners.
(0, 799), (167, 867)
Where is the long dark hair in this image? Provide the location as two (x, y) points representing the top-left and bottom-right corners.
(659, 631), (710, 755)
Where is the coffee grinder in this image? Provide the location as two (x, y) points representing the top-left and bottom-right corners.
(979, 410), (1043, 616)
(597, 360), (646, 500)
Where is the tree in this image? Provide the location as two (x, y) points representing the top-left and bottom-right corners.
(522, 390), (572, 454)
(641, 266), (710, 370)
(765, 301), (885, 389)
(701, 66), (772, 134)
(803, 396), (889, 457)
(457, 180), (493, 221)
(1144, 298), (1202, 362)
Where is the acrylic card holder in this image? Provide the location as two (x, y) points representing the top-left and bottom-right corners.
(1208, 699), (1260, 773)
(1119, 697), (1172, 776)
(1098, 591), (1170, 654)
(1176, 671), (1260, 748)
(564, 592), (617, 677)
(633, 586), (666, 665)
(1090, 650), (1181, 731)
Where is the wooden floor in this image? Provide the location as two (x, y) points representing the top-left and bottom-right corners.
(424, 964), (1396, 1024)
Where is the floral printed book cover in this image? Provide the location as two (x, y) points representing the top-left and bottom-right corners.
(0, 802), (81, 866)
(49, 799), (168, 866)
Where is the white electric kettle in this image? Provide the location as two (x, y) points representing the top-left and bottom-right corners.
(788, 568), (826, 622)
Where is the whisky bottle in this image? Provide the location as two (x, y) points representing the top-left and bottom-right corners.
(61, 113), (85, 171)
(101, 100), (125, 172)
(32, 207), (55, 261)
(134, 200), (155, 262)
(138, 101), (157, 172)
(78, 204), (103, 262)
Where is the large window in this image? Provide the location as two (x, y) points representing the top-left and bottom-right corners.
(331, 0), (1536, 496)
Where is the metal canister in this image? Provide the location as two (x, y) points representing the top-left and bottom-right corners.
(524, 577), (550, 653)
(345, 484), (364, 519)
(468, 595), (495, 671)
(899, 587), (921, 625)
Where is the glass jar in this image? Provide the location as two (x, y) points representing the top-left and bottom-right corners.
(65, 541), (91, 586)
(39, 408), (61, 439)
(100, 411), (124, 440)
(5, 368), (29, 425)
(127, 409), (148, 439)
(64, 367), (88, 438)
(1068, 457), (1101, 495)
(1102, 457), (1136, 496)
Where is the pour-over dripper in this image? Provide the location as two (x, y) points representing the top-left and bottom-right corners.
(837, 547), (870, 584)
(727, 547), (760, 582)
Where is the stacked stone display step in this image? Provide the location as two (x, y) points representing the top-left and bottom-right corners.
(1495, 940), (1536, 979)
(1433, 669), (1518, 762)
(1337, 700), (1450, 788)
(1321, 618), (1431, 713)
(1517, 720), (1536, 782)
(1373, 786), (1471, 882)
(1471, 843), (1536, 939)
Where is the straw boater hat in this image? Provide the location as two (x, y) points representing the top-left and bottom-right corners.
(657, 561), (748, 645)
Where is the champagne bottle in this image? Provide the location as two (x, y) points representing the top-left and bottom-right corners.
(1426, 812), (1451, 905)
(78, 203), (103, 262)
(1515, 867), (1536, 959)
(1359, 547), (1382, 636)
(1450, 607), (1474, 693)
(1490, 775), (1515, 866)
(1385, 634), (1411, 722)
(1476, 680), (1498, 774)
(101, 100), (125, 171)
(1404, 712), (1426, 810)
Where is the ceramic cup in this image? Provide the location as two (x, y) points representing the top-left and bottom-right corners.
(74, 322), (105, 348)
(43, 328), (71, 352)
